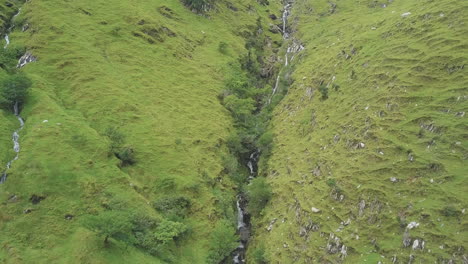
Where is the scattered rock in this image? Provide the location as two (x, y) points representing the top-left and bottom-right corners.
(8, 194), (18, 203)
(358, 200), (366, 216)
(342, 218), (351, 226)
(269, 24), (281, 34)
(299, 227), (307, 237)
(407, 221), (419, 229)
(43, 120), (48, 123)
(312, 166), (321, 177)
(333, 134), (340, 143)
(23, 208), (33, 214)
(408, 153), (414, 162)
(401, 12), (411, 17)
(390, 177), (398, 183)
(266, 218), (277, 231)
(29, 194), (46, 205)
(311, 207), (321, 213)
(403, 230), (411, 247)
(65, 214), (74, 220)
(17, 52), (37, 68)
(356, 142), (365, 149)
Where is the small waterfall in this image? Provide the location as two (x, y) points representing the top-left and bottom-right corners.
(0, 102), (25, 184)
(233, 2), (301, 262)
(1, 9), (26, 184)
(267, 1), (304, 106)
(3, 8), (21, 49)
(233, 151), (257, 263)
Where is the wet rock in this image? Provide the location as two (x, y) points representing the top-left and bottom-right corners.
(17, 52), (37, 68)
(22, 23), (29, 32)
(239, 226), (250, 242)
(29, 194), (46, 205)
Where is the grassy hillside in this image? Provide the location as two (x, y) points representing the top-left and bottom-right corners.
(250, 0), (467, 263)
(0, 0), (282, 263)
(0, 0), (21, 173)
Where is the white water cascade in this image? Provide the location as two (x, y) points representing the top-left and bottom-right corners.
(233, 152), (257, 264)
(0, 102), (25, 184)
(267, 1), (304, 105)
(233, 2), (302, 262)
(3, 9), (20, 49)
(0, 8), (26, 184)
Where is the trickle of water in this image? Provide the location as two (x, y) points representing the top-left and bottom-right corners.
(233, 1), (301, 262)
(4, 35), (9, 49)
(1, 8), (27, 184)
(3, 8), (21, 49)
(1, 102), (25, 184)
(237, 198), (245, 229)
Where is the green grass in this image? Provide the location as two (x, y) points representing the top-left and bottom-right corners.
(250, 0), (468, 263)
(0, 0), (21, 172)
(0, 0), (283, 263)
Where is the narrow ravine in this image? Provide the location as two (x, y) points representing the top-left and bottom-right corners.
(0, 8), (26, 184)
(232, 1), (303, 262)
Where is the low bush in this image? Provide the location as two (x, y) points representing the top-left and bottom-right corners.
(246, 177), (272, 216)
(0, 73), (32, 110)
(319, 84), (328, 100)
(206, 220), (238, 264)
(83, 210), (133, 245)
(153, 196), (191, 218)
(252, 245), (268, 263)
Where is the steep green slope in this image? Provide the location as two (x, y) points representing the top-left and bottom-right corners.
(0, 0), (21, 174)
(0, 0), (281, 263)
(251, 0), (467, 263)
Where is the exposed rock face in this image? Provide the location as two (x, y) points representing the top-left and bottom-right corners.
(17, 52), (37, 68)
